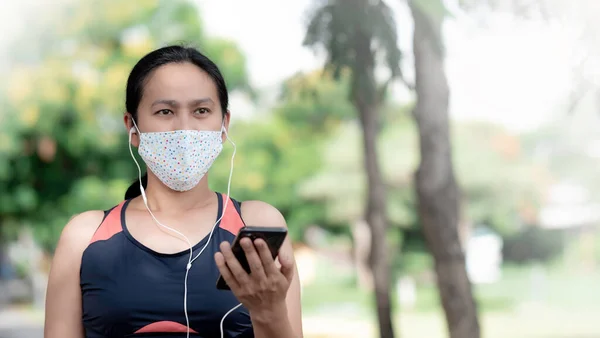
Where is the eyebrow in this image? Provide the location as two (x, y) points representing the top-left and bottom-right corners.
(151, 98), (215, 108)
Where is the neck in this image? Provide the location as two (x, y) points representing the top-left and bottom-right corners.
(141, 174), (215, 213)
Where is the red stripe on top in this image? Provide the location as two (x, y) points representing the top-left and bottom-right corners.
(134, 321), (198, 334)
(89, 201), (125, 244)
(219, 194), (244, 236)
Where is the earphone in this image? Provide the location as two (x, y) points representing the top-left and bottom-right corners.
(128, 121), (241, 338)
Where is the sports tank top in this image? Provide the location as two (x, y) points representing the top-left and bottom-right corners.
(80, 193), (254, 338)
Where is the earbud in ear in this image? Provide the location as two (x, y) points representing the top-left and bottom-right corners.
(130, 127), (136, 134)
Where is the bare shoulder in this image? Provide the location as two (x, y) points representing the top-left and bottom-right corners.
(45, 210), (105, 338)
(48, 210), (105, 286)
(239, 200), (287, 228)
(55, 210), (105, 258)
(239, 200), (303, 336)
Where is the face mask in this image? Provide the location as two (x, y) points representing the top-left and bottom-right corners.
(130, 121), (224, 191)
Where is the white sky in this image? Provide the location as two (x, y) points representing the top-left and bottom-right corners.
(1, 0), (581, 132)
(199, 0), (578, 132)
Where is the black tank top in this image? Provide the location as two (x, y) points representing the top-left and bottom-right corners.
(80, 193), (254, 337)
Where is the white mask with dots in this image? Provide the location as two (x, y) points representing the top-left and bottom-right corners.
(130, 120), (224, 192)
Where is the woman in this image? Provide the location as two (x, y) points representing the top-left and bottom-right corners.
(44, 45), (303, 338)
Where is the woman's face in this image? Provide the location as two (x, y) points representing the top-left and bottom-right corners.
(126, 61), (228, 146)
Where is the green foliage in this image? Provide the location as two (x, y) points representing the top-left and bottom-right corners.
(0, 0), (251, 252)
(203, 39), (252, 94)
(209, 71), (361, 240)
(522, 110), (600, 203)
(209, 117), (327, 241)
(1, 0), (353, 249)
(300, 114), (548, 239)
(277, 71), (356, 133)
(299, 115), (418, 227)
(502, 227), (567, 264)
(453, 122), (549, 236)
(412, 0), (452, 22)
(409, 0), (448, 58)
(0, 0), (555, 264)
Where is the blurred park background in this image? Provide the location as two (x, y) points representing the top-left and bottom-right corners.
(1, 0), (600, 337)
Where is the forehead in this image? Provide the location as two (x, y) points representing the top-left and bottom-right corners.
(142, 62), (218, 102)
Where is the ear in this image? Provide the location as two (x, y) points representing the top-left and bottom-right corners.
(124, 113), (140, 147)
(221, 110), (231, 142)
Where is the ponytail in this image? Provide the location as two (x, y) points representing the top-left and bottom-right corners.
(124, 173), (148, 200)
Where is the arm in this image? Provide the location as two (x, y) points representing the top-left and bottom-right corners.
(240, 201), (303, 338)
(44, 211), (104, 338)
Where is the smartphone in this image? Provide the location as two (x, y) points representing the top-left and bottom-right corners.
(216, 226), (288, 290)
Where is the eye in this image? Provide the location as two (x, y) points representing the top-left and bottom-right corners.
(155, 109), (173, 115)
(193, 108), (210, 115)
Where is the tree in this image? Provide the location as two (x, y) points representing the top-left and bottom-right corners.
(299, 110), (418, 290)
(408, 1), (480, 337)
(299, 105), (548, 278)
(303, 1), (405, 337)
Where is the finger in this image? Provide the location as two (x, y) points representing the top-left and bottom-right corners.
(240, 237), (267, 281)
(214, 252), (240, 290)
(279, 252), (296, 283)
(220, 241), (251, 285)
(254, 239), (278, 276)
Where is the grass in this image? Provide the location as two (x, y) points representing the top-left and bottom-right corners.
(301, 259), (373, 316)
(300, 261), (600, 338)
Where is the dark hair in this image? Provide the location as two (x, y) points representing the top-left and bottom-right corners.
(124, 45), (229, 200)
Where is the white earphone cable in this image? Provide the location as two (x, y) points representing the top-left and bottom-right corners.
(128, 124), (241, 338)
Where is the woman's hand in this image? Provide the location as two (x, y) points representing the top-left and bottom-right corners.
(214, 237), (295, 317)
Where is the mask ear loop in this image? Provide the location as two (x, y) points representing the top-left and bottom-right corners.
(128, 119), (148, 206)
(220, 122), (236, 219)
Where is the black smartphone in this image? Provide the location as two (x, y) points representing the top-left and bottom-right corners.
(216, 226), (288, 290)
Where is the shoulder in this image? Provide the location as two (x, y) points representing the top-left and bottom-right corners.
(48, 210), (105, 288)
(55, 210), (105, 259)
(45, 210), (106, 334)
(239, 200), (287, 228)
(62, 210), (105, 242)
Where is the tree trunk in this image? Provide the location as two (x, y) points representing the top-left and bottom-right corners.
(351, 219), (374, 291)
(353, 85), (395, 338)
(409, 2), (481, 338)
(351, 29), (395, 338)
(357, 100), (395, 338)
